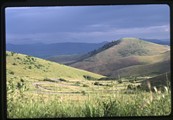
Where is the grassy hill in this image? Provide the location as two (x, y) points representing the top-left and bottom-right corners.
(111, 51), (170, 77)
(71, 38), (170, 77)
(112, 60), (170, 78)
(6, 51), (103, 81)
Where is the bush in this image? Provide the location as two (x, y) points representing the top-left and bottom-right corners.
(28, 66), (32, 69)
(127, 84), (137, 90)
(94, 82), (103, 86)
(81, 90), (86, 95)
(83, 75), (97, 80)
(16, 57), (20, 60)
(9, 71), (14, 75)
(11, 52), (15, 56)
(31, 57), (35, 61)
(43, 77), (51, 81)
(83, 84), (89, 87)
(136, 85), (141, 89)
(99, 77), (115, 80)
(59, 78), (67, 82)
(12, 63), (17, 65)
(118, 80), (123, 84)
(94, 82), (99, 85)
(20, 78), (24, 82)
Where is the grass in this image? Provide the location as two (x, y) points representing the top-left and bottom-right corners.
(7, 88), (171, 118)
(71, 38), (170, 78)
(6, 51), (103, 80)
(6, 51), (171, 118)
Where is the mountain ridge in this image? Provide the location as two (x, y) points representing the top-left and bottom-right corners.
(6, 42), (107, 58)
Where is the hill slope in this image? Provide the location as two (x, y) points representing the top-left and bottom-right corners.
(6, 51), (103, 81)
(46, 54), (85, 65)
(71, 38), (170, 77)
(141, 72), (170, 91)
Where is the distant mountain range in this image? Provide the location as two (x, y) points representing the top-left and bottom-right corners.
(6, 38), (169, 59)
(6, 42), (107, 58)
(140, 38), (170, 45)
(70, 38), (170, 78)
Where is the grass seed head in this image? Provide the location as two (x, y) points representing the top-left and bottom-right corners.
(146, 80), (151, 91)
(153, 86), (157, 93)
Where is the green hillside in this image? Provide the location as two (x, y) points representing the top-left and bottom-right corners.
(6, 51), (103, 81)
(71, 38), (170, 77)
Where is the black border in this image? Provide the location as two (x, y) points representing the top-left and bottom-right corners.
(0, 0), (172, 120)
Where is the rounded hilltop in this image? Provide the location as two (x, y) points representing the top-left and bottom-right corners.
(110, 37), (143, 45)
(120, 37), (141, 41)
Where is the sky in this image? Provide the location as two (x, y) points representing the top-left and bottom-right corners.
(5, 4), (170, 44)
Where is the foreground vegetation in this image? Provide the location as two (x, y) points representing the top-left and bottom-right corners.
(7, 87), (171, 118)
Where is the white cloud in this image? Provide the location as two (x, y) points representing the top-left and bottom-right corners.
(111, 24), (169, 34)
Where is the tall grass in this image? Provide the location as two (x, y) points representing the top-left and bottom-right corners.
(7, 89), (171, 118)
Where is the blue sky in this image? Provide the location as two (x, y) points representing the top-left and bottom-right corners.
(6, 4), (170, 44)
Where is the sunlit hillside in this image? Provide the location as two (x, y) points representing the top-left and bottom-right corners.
(6, 51), (103, 81)
(71, 38), (170, 77)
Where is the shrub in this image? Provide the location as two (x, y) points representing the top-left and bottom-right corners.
(59, 78), (67, 82)
(16, 57), (20, 60)
(11, 52), (15, 56)
(16, 82), (23, 89)
(31, 57), (35, 61)
(28, 66), (32, 69)
(43, 77), (51, 81)
(12, 63), (17, 65)
(9, 71), (14, 75)
(83, 84), (89, 87)
(136, 85), (142, 89)
(94, 82), (99, 85)
(94, 82), (103, 86)
(118, 80), (123, 84)
(83, 75), (97, 80)
(81, 90), (86, 95)
(99, 77), (115, 80)
(20, 78), (24, 82)
(127, 84), (136, 90)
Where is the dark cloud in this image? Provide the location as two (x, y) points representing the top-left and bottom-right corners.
(5, 5), (170, 44)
